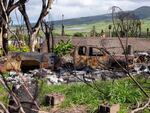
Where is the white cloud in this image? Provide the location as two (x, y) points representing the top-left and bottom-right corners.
(10, 0), (150, 24)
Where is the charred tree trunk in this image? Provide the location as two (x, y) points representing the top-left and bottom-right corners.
(0, 0), (27, 55)
(45, 25), (50, 52)
(41, 21), (54, 53)
(30, 28), (40, 52)
(0, 27), (2, 51)
(0, 3), (9, 54)
(2, 26), (8, 54)
(19, 0), (53, 52)
(50, 29), (54, 52)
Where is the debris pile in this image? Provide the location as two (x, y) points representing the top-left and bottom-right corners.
(0, 68), (127, 86)
(0, 51), (150, 86)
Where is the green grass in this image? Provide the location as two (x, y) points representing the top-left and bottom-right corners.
(39, 77), (150, 113)
(54, 20), (111, 36)
(0, 85), (9, 106)
(0, 76), (150, 112)
(54, 19), (150, 37)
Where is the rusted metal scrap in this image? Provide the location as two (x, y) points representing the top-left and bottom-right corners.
(0, 52), (58, 72)
(110, 54), (134, 69)
(133, 52), (150, 63)
(0, 55), (22, 72)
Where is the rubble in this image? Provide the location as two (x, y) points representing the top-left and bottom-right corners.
(1, 51), (150, 86)
(46, 75), (63, 85)
(0, 68), (127, 86)
(0, 48), (149, 87)
(0, 63), (149, 87)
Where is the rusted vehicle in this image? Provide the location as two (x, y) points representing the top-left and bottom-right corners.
(71, 46), (110, 69)
(0, 52), (58, 72)
(63, 46), (134, 70)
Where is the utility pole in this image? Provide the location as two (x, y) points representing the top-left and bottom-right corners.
(93, 26), (96, 37)
(108, 25), (112, 37)
(147, 28), (149, 38)
(61, 14), (65, 36)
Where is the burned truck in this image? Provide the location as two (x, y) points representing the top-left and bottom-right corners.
(62, 45), (134, 70)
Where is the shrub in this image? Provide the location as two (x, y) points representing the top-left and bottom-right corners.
(73, 32), (84, 37)
(8, 44), (30, 52)
(8, 44), (20, 52)
(54, 39), (73, 56)
(21, 45), (30, 52)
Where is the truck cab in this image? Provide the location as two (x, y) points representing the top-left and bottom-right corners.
(72, 46), (110, 69)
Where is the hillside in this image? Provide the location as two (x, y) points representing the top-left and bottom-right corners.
(134, 6), (150, 19)
(52, 14), (111, 26)
(52, 6), (150, 26)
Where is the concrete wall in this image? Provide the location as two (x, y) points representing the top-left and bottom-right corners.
(53, 37), (150, 55)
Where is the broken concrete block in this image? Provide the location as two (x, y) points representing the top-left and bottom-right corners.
(45, 93), (65, 106)
(98, 104), (120, 113)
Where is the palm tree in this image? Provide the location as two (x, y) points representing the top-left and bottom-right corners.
(108, 25), (112, 37)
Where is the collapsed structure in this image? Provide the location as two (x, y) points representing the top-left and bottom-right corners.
(51, 37), (150, 70)
(1, 37), (150, 72)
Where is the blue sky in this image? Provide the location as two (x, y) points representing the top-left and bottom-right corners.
(10, 0), (150, 24)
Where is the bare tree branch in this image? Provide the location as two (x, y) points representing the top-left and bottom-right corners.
(19, 4), (32, 34)
(131, 98), (150, 113)
(0, 101), (9, 113)
(35, 0), (52, 28)
(7, 1), (22, 14)
(0, 1), (9, 23)
(18, 0), (53, 51)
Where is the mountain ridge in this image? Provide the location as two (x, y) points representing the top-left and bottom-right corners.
(52, 6), (150, 26)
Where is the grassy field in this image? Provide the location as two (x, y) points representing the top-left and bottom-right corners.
(54, 20), (111, 36)
(0, 76), (149, 112)
(53, 19), (150, 37)
(39, 77), (150, 113)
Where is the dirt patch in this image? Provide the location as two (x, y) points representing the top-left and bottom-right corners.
(50, 105), (88, 113)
